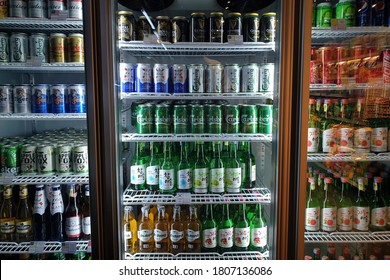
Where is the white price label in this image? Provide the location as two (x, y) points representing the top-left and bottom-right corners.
(331, 19), (346, 30)
(29, 241), (46, 253)
(26, 57), (44, 67)
(0, 173), (14, 184)
(143, 34), (159, 44)
(175, 192), (191, 204)
(63, 241), (78, 254)
(227, 35), (244, 45)
(50, 10), (69, 21)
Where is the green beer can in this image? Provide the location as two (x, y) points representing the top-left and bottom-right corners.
(1, 144), (20, 175)
(136, 103), (155, 134)
(173, 104), (189, 134)
(155, 103), (172, 134)
(336, 0), (356, 27)
(206, 104), (222, 134)
(190, 104), (205, 134)
(240, 104), (258, 133)
(131, 100), (145, 127)
(258, 104), (273, 134)
(222, 104), (240, 134)
(316, 2), (333, 27)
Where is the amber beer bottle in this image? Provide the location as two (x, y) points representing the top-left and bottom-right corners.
(154, 205), (169, 252)
(64, 184), (81, 241)
(50, 185), (64, 241)
(16, 185), (33, 242)
(32, 185), (50, 241)
(81, 185), (91, 240)
(0, 185), (16, 242)
(123, 206), (137, 254)
(186, 205), (201, 252)
(170, 205), (185, 254)
(138, 205), (154, 252)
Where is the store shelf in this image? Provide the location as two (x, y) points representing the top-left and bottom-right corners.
(0, 18), (84, 34)
(121, 92), (273, 100)
(119, 41), (275, 56)
(311, 26), (390, 43)
(307, 152), (390, 162)
(305, 231), (390, 244)
(310, 82), (388, 91)
(125, 251), (269, 260)
(0, 241), (91, 254)
(0, 113), (87, 120)
(0, 62), (85, 72)
(0, 173), (89, 185)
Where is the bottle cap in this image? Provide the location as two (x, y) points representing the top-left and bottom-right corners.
(341, 177), (349, 183)
(313, 248), (321, 255)
(337, 256), (345, 260)
(321, 256), (329, 260)
(324, 177), (332, 184)
(374, 177), (382, 183)
(328, 247), (336, 254)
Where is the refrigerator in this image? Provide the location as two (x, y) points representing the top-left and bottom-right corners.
(296, 0), (390, 260)
(88, 0), (307, 260)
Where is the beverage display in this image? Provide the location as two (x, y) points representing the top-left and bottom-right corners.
(15, 185), (33, 242)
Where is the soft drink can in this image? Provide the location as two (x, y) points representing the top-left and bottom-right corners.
(383, 49), (390, 84)
(49, 33), (66, 63)
(28, 0), (46, 18)
(336, 0), (356, 27)
(135, 63), (153, 92)
(205, 64), (223, 93)
(120, 63), (135, 93)
(68, 0), (83, 19)
(353, 45), (368, 83)
(223, 64), (240, 93)
(0, 0), (8, 18)
(153, 63), (169, 93)
(171, 64), (187, 93)
(1, 144), (20, 175)
(240, 104), (258, 133)
(67, 33), (84, 63)
(72, 144), (89, 174)
(67, 84), (86, 113)
(173, 104), (188, 134)
(48, 0), (65, 18)
(10, 32), (28, 62)
(20, 144), (37, 174)
(241, 63), (259, 92)
(316, 2), (332, 27)
(13, 85), (31, 114)
(310, 60), (322, 84)
(50, 84), (66, 113)
(190, 104), (205, 133)
(130, 100), (145, 127)
(56, 144), (72, 175)
(155, 103), (171, 134)
(136, 103), (155, 134)
(0, 32), (9, 62)
(259, 63), (275, 92)
(356, 0), (371, 26)
(371, 0), (386, 26)
(30, 33), (48, 63)
(9, 0), (28, 17)
(222, 104), (240, 133)
(188, 64), (204, 93)
(36, 144), (55, 175)
(206, 104), (222, 133)
(336, 46), (350, 85)
(319, 46), (337, 84)
(258, 104), (272, 134)
(31, 84), (49, 113)
(0, 85), (13, 114)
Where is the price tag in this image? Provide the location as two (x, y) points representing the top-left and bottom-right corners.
(26, 57), (43, 67)
(0, 173), (14, 184)
(331, 19), (346, 30)
(50, 10), (69, 21)
(29, 241), (46, 253)
(63, 241), (78, 254)
(175, 192), (191, 204)
(143, 34), (158, 44)
(227, 35), (244, 45)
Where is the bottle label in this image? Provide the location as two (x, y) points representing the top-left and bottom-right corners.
(305, 207), (320, 231)
(371, 127), (388, 152)
(138, 229), (153, 242)
(225, 168), (241, 192)
(50, 190), (64, 215)
(234, 227), (250, 247)
(159, 169), (174, 190)
(322, 128), (336, 153)
(321, 207), (337, 232)
(170, 229), (184, 243)
(65, 215), (81, 238)
(337, 207), (353, 231)
(146, 165), (159, 185)
(187, 229), (200, 242)
(251, 164), (256, 182)
(154, 228), (168, 242)
(251, 226), (267, 247)
(210, 168), (224, 193)
(194, 168), (208, 192)
(16, 220), (32, 234)
(0, 219), (15, 234)
(202, 227), (217, 248)
(33, 189), (48, 215)
(124, 228), (132, 239)
(82, 216), (91, 235)
(178, 169), (192, 190)
(353, 127), (371, 150)
(130, 165), (146, 184)
(307, 127), (319, 152)
(353, 206), (369, 231)
(218, 227), (233, 248)
(371, 207), (386, 227)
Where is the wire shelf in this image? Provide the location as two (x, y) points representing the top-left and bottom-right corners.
(0, 62), (85, 72)
(307, 152), (390, 162)
(0, 113), (87, 120)
(310, 82), (389, 91)
(0, 173), (89, 185)
(0, 18), (83, 34)
(125, 251), (268, 260)
(119, 42), (275, 56)
(312, 27), (390, 41)
(305, 231), (390, 244)
(121, 92), (273, 100)
(0, 241), (91, 254)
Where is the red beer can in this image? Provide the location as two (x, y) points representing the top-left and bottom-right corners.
(353, 45), (369, 83)
(337, 46), (350, 85)
(319, 46), (337, 84)
(310, 60), (322, 84)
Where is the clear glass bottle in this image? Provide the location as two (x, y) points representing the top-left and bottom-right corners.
(193, 141), (209, 194)
(176, 142), (193, 193)
(15, 185), (33, 242)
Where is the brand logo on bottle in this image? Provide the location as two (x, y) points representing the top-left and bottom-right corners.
(154, 228), (168, 242)
(186, 229), (200, 242)
(170, 230), (184, 242)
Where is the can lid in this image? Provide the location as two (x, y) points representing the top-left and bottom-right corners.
(68, 33), (84, 37)
(173, 16), (187, 20)
(244, 13), (259, 17)
(191, 12), (206, 16)
(262, 12), (276, 17)
(118, 11), (134, 15)
(227, 12), (241, 17)
(50, 33), (67, 37)
(210, 12), (224, 16)
(156, 16), (170, 20)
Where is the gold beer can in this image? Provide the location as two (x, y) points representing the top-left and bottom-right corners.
(49, 33), (66, 63)
(0, 0), (8, 19)
(67, 33), (84, 63)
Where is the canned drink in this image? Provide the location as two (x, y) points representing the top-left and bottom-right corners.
(20, 144), (37, 174)
(119, 63), (135, 93)
(156, 16), (171, 42)
(136, 16), (153, 41)
(222, 104), (240, 133)
(10, 32), (28, 62)
(353, 45), (368, 83)
(259, 63), (275, 92)
(310, 60), (322, 84)
(1, 144), (20, 175)
(50, 84), (66, 113)
(225, 12), (242, 42)
(153, 64), (169, 93)
(135, 63), (153, 92)
(36, 144), (55, 175)
(241, 63), (259, 92)
(243, 13), (260, 42)
(209, 12), (224, 43)
(31, 84), (49, 113)
(190, 104), (205, 133)
(49, 33), (66, 63)
(316, 2), (333, 27)
(56, 144), (72, 174)
(67, 84), (86, 113)
(372, 0), (385, 26)
(258, 104), (273, 134)
(171, 64), (187, 93)
(0, 85), (13, 114)
(0, 32), (9, 62)
(240, 105), (258, 133)
(130, 100), (144, 127)
(48, 0), (65, 18)
(28, 0), (46, 18)
(155, 103), (171, 134)
(30, 33), (48, 63)
(188, 64), (204, 93)
(0, 0), (8, 18)
(173, 104), (188, 134)
(319, 46), (337, 84)
(68, 0), (83, 20)
(13, 85), (31, 114)
(336, 0), (356, 27)
(223, 64), (240, 93)
(136, 103), (155, 134)
(205, 64), (223, 93)
(206, 104), (222, 134)
(191, 12), (207, 42)
(356, 0), (371, 26)
(260, 12), (276, 43)
(384, 49), (390, 84)
(172, 16), (189, 43)
(9, 0), (28, 17)
(336, 46), (350, 85)
(117, 11), (135, 41)
(67, 33), (84, 63)
(72, 144), (88, 174)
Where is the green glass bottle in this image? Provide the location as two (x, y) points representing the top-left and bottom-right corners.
(146, 142), (160, 191)
(321, 99), (337, 154)
(177, 142), (193, 193)
(240, 142), (256, 189)
(159, 142), (176, 194)
(353, 177), (370, 232)
(233, 203), (250, 251)
(209, 142), (225, 194)
(307, 98), (320, 153)
(337, 177), (353, 232)
(305, 177), (320, 232)
(250, 203), (267, 253)
(193, 141), (209, 194)
(225, 142), (242, 193)
(369, 98), (388, 153)
(201, 204), (217, 252)
(369, 177), (387, 231)
(217, 204), (234, 254)
(130, 142), (146, 190)
(321, 177), (337, 233)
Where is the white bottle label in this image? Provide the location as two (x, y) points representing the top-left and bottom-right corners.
(337, 207), (353, 231)
(16, 220), (32, 234)
(202, 227), (217, 248)
(187, 229), (200, 242)
(251, 226), (267, 247)
(338, 127), (354, 153)
(251, 164), (256, 182)
(124, 228), (132, 239)
(353, 206), (370, 231)
(146, 165), (159, 185)
(50, 190), (64, 215)
(178, 169), (192, 190)
(65, 215), (81, 238)
(371, 207), (387, 227)
(305, 207), (320, 231)
(154, 228), (168, 242)
(82, 216), (91, 235)
(159, 169), (174, 190)
(307, 128), (319, 152)
(210, 168), (224, 193)
(218, 227), (233, 248)
(225, 167), (241, 192)
(234, 227), (250, 247)
(138, 229), (153, 242)
(131, 165), (146, 184)
(321, 207), (337, 232)
(371, 127), (388, 152)
(354, 127), (371, 150)
(322, 128), (336, 153)
(194, 168), (208, 192)
(33, 189), (47, 215)
(170, 229), (184, 243)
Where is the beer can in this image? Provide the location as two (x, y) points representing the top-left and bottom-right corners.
(0, 85), (13, 114)
(68, 33), (84, 63)
(372, 0), (385, 26)
(205, 64), (223, 93)
(173, 104), (188, 134)
(0, 0), (8, 18)
(225, 12), (242, 42)
(191, 12), (207, 42)
(240, 104), (258, 133)
(9, 0), (28, 17)
(171, 64), (187, 93)
(310, 60), (322, 84)
(188, 64), (204, 93)
(206, 104), (222, 134)
(223, 64), (240, 93)
(258, 104), (273, 134)
(49, 33), (66, 63)
(0, 32), (9, 62)
(28, 0), (46, 18)
(156, 16), (171, 42)
(36, 144), (55, 175)
(336, 0), (356, 27)
(67, 84), (86, 113)
(48, 0), (65, 18)
(117, 11), (135, 41)
(1, 144), (20, 175)
(153, 63), (169, 93)
(319, 46), (337, 84)
(384, 49), (390, 84)
(241, 63), (259, 92)
(119, 63), (135, 93)
(316, 2), (332, 27)
(135, 63), (153, 92)
(190, 104), (204, 133)
(136, 103), (155, 134)
(130, 100), (145, 127)
(259, 63), (275, 92)
(72, 144), (88, 174)
(356, 0), (371, 26)
(243, 13), (260, 42)
(20, 144), (37, 174)
(50, 84), (66, 113)
(10, 32), (28, 62)
(68, 0), (83, 20)
(155, 103), (171, 134)
(30, 33), (48, 63)
(260, 12), (276, 43)
(56, 144), (72, 174)
(31, 84), (49, 113)
(209, 12), (224, 43)
(222, 104), (240, 134)
(136, 16), (153, 41)
(172, 16), (189, 43)
(13, 85), (31, 114)
(336, 46), (350, 85)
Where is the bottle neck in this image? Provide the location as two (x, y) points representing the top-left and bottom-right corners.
(180, 142), (187, 161)
(197, 142), (205, 159)
(172, 206), (181, 221)
(189, 206), (198, 220)
(222, 204), (230, 220)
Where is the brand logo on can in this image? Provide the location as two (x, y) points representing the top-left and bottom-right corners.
(0, 37), (8, 61)
(32, 37), (46, 57)
(13, 37), (23, 61)
(192, 69), (201, 92)
(16, 89), (27, 103)
(173, 67), (186, 84)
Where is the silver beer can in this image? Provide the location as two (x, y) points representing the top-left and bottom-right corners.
(0, 85), (13, 114)
(56, 144), (73, 175)
(36, 144), (55, 175)
(9, 0), (28, 18)
(13, 85), (31, 114)
(68, 0), (83, 20)
(241, 63), (259, 92)
(30, 33), (48, 62)
(10, 32), (28, 62)
(20, 144), (37, 174)
(188, 64), (204, 93)
(223, 64), (240, 93)
(28, 0), (46, 18)
(0, 32), (9, 63)
(72, 144), (88, 174)
(259, 63), (275, 92)
(205, 64), (223, 93)
(48, 0), (65, 18)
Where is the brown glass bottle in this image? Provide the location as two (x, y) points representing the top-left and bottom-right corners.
(186, 205), (201, 252)
(154, 205), (169, 252)
(170, 205), (185, 254)
(138, 205), (154, 252)
(15, 185), (33, 242)
(64, 184), (81, 241)
(81, 185), (91, 240)
(0, 185), (16, 242)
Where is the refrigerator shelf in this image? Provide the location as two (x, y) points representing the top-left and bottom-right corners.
(0, 241), (91, 254)
(312, 27), (390, 41)
(305, 231), (390, 244)
(118, 41), (275, 56)
(310, 82), (388, 91)
(0, 113), (87, 120)
(121, 92), (273, 100)
(0, 62), (85, 72)
(0, 173), (89, 185)
(122, 133), (272, 142)
(123, 187), (271, 205)
(125, 251), (269, 260)
(0, 18), (84, 34)
(307, 152), (390, 162)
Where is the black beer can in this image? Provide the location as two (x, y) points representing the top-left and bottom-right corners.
(243, 13), (260, 42)
(191, 12), (207, 42)
(156, 16), (171, 42)
(224, 12), (242, 42)
(117, 11), (136, 41)
(136, 16), (153, 41)
(209, 12), (224, 43)
(172, 16), (189, 43)
(260, 12), (276, 43)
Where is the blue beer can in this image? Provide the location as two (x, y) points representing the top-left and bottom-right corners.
(50, 84), (66, 114)
(356, 0), (372, 26)
(67, 84), (86, 113)
(371, 0), (385, 26)
(171, 64), (187, 93)
(135, 63), (153, 92)
(120, 63), (135, 93)
(31, 84), (49, 113)
(153, 63), (169, 93)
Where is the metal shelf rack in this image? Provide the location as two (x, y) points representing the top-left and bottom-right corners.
(0, 62), (85, 72)
(0, 174), (89, 185)
(310, 82), (388, 91)
(125, 251), (269, 260)
(311, 27), (390, 44)
(0, 18), (84, 34)
(305, 231), (390, 244)
(0, 241), (91, 254)
(121, 92), (273, 100)
(307, 152), (390, 162)
(0, 113), (87, 120)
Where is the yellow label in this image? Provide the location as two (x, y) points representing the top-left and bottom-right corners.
(0, 3), (8, 19)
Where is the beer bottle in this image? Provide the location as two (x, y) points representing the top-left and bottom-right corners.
(250, 203), (268, 253)
(209, 141), (225, 194)
(50, 185), (64, 241)
(138, 205), (154, 252)
(220, 141), (230, 166)
(321, 177), (337, 233)
(176, 142), (193, 193)
(240, 142), (256, 189)
(130, 142), (146, 190)
(369, 177), (387, 231)
(137, 204), (155, 224)
(217, 204), (234, 253)
(81, 185), (91, 240)
(369, 98), (388, 153)
(0, 185), (16, 242)
(64, 184), (81, 241)
(146, 142), (160, 191)
(353, 177), (370, 231)
(201, 204), (217, 252)
(154, 205), (169, 252)
(186, 205), (201, 253)
(321, 98), (337, 154)
(313, 248), (321, 260)
(32, 185), (50, 241)
(305, 177), (320, 232)
(193, 141), (209, 194)
(15, 185), (33, 242)
(337, 177), (353, 232)
(170, 205), (185, 254)
(159, 142), (176, 194)
(123, 206), (137, 254)
(225, 141), (242, 193)
(307, 98), (320, 153)
(233, 203), (250, 251)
